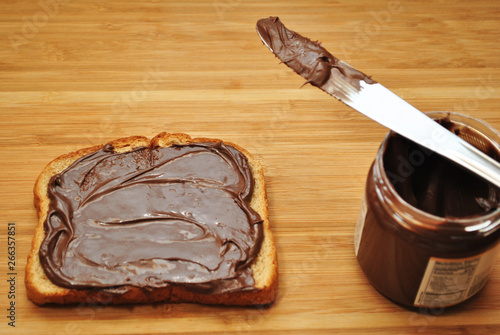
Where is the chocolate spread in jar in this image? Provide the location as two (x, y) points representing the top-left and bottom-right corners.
(356, 115), (500, 308)
(39, 141), (263, 294)
(384, 117), (500, 217)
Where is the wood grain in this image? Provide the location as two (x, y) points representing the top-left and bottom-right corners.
(1, 0), (500, 333)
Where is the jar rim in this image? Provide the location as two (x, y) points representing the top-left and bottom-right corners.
(376, 111), (500, 235)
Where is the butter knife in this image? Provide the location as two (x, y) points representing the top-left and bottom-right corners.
(256, 16), (500, 189)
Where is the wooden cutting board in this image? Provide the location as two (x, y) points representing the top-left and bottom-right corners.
(1, 0), (499, 333)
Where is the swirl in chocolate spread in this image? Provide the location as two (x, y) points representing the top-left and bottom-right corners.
(39, 142), (263, 294)
(256, 16), (375, 93)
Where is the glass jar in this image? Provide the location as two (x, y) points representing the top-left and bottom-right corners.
(355, 111), (500, 308)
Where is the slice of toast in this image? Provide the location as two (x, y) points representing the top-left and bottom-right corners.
(26, 132), (278, 306)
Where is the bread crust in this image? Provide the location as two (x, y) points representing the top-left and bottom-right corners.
(26, 132), (278, 306)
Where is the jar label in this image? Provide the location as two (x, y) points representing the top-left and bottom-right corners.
(354, 193), (367, 257)
(414, 244), (499, 308)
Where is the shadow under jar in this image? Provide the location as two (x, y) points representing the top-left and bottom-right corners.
(355, 111), (500, 308)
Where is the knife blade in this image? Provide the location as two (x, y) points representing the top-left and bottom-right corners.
(256, 16), (500, 189)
